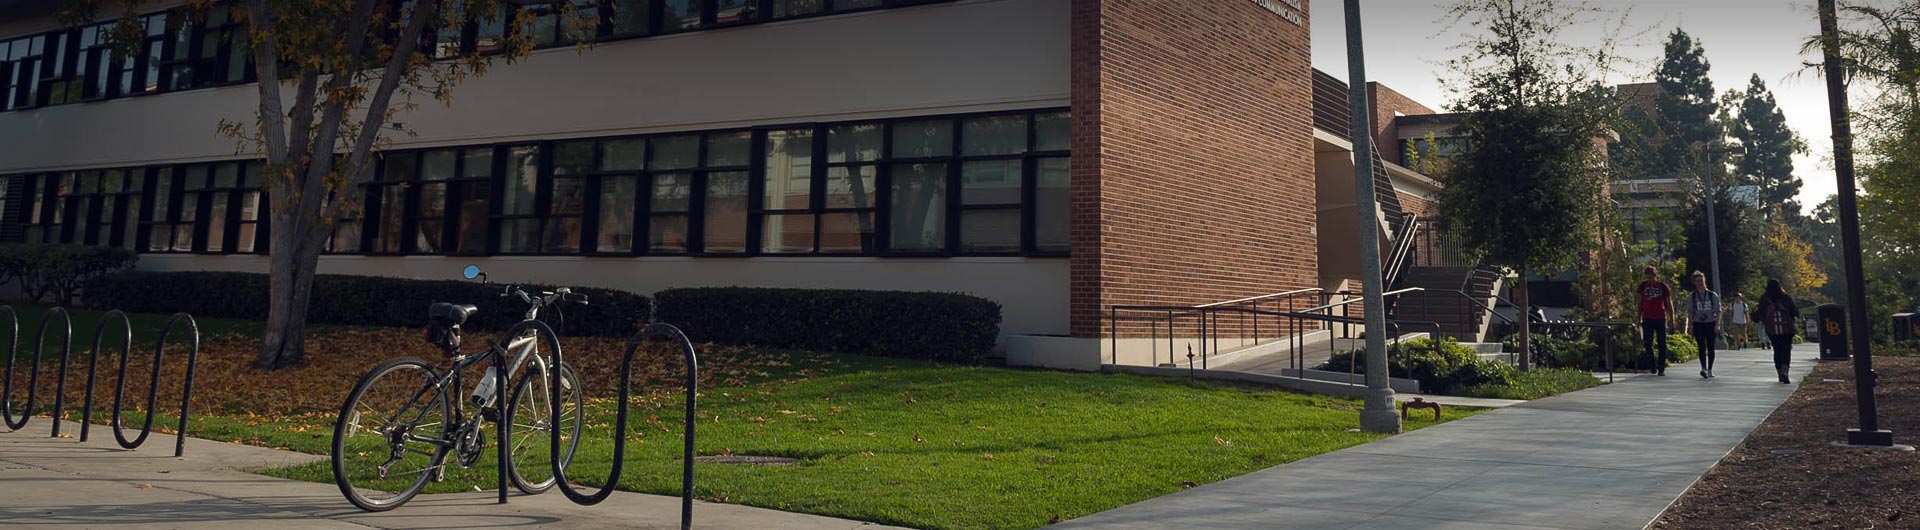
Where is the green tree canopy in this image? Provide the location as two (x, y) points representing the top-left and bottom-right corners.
(1729, 74), (1809, 216)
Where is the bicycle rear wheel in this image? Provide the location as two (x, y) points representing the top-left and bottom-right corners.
(332, 357), (451, 511)
(505, 361), (583, 494)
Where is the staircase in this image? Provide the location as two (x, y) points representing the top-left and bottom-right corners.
(1391, 266), (1503, 342)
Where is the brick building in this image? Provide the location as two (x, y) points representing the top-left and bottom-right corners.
(0, 0), (1465, 368)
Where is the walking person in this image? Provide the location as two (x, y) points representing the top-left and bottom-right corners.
(1753, 279), (1800, 384)
(1686, 271), (1724, 379)
(1727, 293), (1751, 350)
(1637, 266), (1676, 376)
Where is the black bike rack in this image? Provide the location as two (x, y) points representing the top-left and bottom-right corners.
(0, 306), (201, 456)
(523, 319), (699, 530)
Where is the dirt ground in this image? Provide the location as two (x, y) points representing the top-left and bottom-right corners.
(1653, 357), (1920, 530)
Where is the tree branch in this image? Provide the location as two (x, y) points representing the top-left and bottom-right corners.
(244, 0), (287, 166)
(330, 0), (438, 219)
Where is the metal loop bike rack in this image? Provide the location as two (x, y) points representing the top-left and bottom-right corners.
(1, 305), (30, 430)
(79, 310), (132, 444)
(0, 306), (201, 456)
(544, 321), (699, 530)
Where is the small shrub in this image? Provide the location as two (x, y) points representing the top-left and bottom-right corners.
(1320, 338), (1510, 395)
(0, 243), (138, 305)
(1457, 369), (1601, 400)
(654, 287), (1000, 363)
(81, 271), (649, 337)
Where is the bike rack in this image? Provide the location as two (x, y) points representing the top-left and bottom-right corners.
(0, 306), (201, 456)
(532, 319), (699, 530)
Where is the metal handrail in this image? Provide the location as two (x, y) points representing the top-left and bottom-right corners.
(1383, 214), (1421, 289)
(1196, 287), (1325, 308)
(1301, 287), (1425, 314)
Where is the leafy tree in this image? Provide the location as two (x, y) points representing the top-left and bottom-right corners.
(1680, 189), (1763, 295)
(1438, 0), (1623, 369)
(1651, 28), (1723, 180)
(61, 0), (589, 369)
(1727, 75), (1809, 217)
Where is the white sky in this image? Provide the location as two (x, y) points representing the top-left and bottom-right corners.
(1312, 0), (1838, 214)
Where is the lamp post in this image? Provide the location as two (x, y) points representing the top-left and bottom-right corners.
(1343, 0), (1399, 434)
(1700, 141), (1743, 349)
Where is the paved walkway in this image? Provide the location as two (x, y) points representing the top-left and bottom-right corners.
(0, 420), (902, 530)
(1056, 345), (1815, 530)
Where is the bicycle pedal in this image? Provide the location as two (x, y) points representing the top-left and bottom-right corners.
(481, 407), (501, 424)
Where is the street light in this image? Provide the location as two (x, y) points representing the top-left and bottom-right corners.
(1700, 140), (1744, 350)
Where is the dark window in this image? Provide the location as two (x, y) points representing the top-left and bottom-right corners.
(771, 0), (827, 19)
(648, 134), (697, 253)
(888, 118), (951, 253)
(142, 167), (186, 252)
(714, 0), (759, 25)
(495, 145), (543, 253)
(661, 0), (703, 32)
(135, 13), (168, 94)
(956, 115), (1027, 253)
(700, 131), (752, 253)
(606, 0), (652, 36)
(452, 148), (493, 255)
(109, 169), (145, 249)
(412, 149), (456, 253)
(544, 140), (591, 253)
(4, 36), (47, 110)
(588, 138), (643, 254)
(369, 153), (416, 253)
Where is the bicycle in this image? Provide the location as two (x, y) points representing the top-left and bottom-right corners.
(330, 265), (587, 511)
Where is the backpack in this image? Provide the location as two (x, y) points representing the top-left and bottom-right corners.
(1763, 302), (1795, 337)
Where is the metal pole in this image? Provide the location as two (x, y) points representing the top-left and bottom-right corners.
(1344, 0), (1399, 433)
(1704, 147), (1722, 300)
(1819, 0), (1894, 447)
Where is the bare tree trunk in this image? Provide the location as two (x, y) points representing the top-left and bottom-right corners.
(1517, 265), (1533, 371)
(255, 208), (327, 370)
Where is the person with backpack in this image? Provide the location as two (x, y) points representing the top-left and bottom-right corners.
(1752, 279), (1800, 384)
(1726, 293), (1751, 350)
(1686, 271), (1723, 379)
(1636, 266), (1677, 376)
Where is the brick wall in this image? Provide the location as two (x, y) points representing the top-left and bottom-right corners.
(1367, 83), (1436, 166)
(1396, 189), (1437, 220)
(1070, 0), (1317, 338)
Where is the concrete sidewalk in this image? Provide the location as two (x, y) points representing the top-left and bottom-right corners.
(1056, 345), (1816, 530)
(0, 420), (902, 530)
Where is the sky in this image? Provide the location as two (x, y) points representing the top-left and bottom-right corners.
(1311, 0), (1837, 215)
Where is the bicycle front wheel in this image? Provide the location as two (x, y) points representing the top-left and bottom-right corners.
(505, 361), (583, 494)
(332, 357), (452, 511)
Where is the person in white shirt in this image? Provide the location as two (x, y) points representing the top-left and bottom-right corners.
(1727, 293), (1751, 350)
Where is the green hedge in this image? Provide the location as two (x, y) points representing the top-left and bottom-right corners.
(81, 271), (650, 337)
(1457, 369), (1602, 400)
(1501, 330), (1699, 370)
(0, 243), (138, 305)
(1319, 338), (1515, 395)
(653, 287), (1000, 363)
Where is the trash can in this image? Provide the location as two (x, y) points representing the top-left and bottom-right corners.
(1896, 313), (1917, 343)
(1818, 304), (1849, 361)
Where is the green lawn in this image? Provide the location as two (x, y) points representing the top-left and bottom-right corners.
(2, 305), (261, 363)
(12, 312), (1484, 530)
(250, 356), (1478, 530)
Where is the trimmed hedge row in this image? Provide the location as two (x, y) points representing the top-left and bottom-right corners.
(82, 271), (650, 337)
(654, 287), (1000, 363)
(79, 272), (1005, 362)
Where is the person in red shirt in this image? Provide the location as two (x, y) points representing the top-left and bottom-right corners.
(1637, 266), (1676, 376)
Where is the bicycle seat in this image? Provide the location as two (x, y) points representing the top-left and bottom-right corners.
(428, 303), (478, 328)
